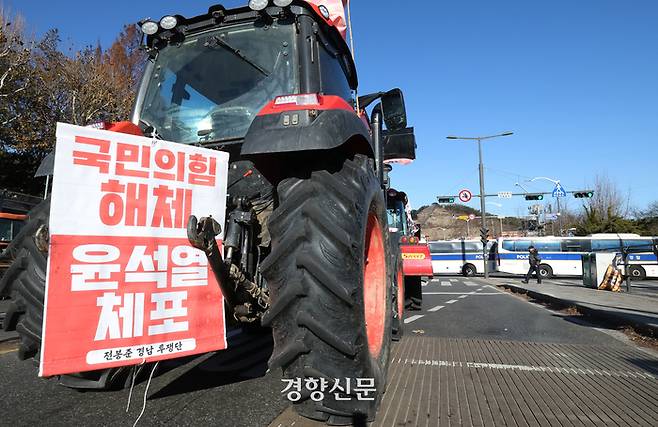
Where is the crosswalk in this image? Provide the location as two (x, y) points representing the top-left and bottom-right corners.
(430, 278), (480, 287)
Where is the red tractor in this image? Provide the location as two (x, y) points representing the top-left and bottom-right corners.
(386, 188), (433, 314)
(0, 1), (419, 423)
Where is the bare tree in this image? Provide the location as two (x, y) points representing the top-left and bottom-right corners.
(584, 174), (631, 220)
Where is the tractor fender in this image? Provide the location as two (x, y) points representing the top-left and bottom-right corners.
(400, 244), (434, 277)
(241, 108), (373, 157)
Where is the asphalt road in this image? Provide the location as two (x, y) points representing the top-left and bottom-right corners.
(2, 277), (658, 426)
(405, 277), (634, 345)
(0, 328), (287, 427)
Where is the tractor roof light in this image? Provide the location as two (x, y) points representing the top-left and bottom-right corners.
(140, 20), (159, 35)
(273, 0), (293, 6)
(274, 93), (320, 107)
(159, 15), (178, 30)
(248, 0), (269, 11)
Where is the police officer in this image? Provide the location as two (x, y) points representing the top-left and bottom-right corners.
(522, 246), (542, 284)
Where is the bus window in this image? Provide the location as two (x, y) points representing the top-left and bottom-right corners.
(623, 239), (653, 251)
(533, 240), (561, 252)
(462, 241), (482, 252)
(562, 239), (591, 252)
(501, 240), (515, 251)
(429, 242), (453, 253)
(592, 239), (622, 251)
(514, 240), (532, 252)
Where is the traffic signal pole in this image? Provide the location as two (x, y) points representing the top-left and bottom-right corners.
(477, 138), (489, 278)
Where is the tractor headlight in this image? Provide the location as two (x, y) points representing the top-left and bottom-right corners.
(140, 21), (159, 35)
(159, 15), (178, 30)
(248, 0), (269, 11)
(273, 0), (293, 6)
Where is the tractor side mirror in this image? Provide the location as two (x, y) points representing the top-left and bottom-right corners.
(381, 88), (407, 131)
(383, 127), (416, 163)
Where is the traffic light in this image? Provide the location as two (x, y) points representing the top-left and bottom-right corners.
(480, 228), (489, 245)
(573, 191), (594, 199)
(438, 197), (455, 204)
(524, 193), (544, 201)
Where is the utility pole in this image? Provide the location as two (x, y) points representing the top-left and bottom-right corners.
(447, 132), (514, 278)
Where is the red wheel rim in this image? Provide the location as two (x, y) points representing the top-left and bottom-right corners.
(397, 266), (404, 320)
(363, 212), (386, 358)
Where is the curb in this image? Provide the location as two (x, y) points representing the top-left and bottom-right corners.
(497, 283), (658, 338)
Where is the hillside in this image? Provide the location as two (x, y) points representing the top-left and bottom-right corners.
(412, 203), (523, 241)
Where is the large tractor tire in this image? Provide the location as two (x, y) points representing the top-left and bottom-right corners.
(261, 154), (393, 424)
(0, 198), (50, 359)
(0, 198), (130, 389)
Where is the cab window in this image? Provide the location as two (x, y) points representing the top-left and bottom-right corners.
(318, 41), (353, 103)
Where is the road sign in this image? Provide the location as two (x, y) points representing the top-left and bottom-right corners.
(552, 183), (567, 198)
(458, 189), (472, 203)
(456, 215), (469, 221)
(545, 213), (558, 221)
(497, 191), (512, 199)
(468, 214), (476, 220)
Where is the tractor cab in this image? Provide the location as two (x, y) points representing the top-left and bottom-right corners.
(134, 2), (359, 152)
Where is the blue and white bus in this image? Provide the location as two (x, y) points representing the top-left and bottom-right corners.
(429, 239), (496, 277)
(496, 234), (658, 279)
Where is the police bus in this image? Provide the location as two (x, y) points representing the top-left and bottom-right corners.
(495, 234), (658, 279)
(429, 239), (496, 277)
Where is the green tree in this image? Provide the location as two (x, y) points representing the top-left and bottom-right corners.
(576, 206), (640, 235)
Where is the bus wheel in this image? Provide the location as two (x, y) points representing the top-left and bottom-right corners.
(538, 264), (553, 280)
(462, 264), (476, 277)
(628, 265), (646, 281)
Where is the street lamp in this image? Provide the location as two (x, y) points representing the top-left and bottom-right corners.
(446, 131), (514, 278)
(526, 176), (563, 236)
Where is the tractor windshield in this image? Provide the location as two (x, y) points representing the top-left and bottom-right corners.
(387, 199), (409, 235)
(139, 22), (297, 144)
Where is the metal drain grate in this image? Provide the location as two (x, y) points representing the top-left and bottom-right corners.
(377, 336), (658, 426)
(271, 337), (658, 426)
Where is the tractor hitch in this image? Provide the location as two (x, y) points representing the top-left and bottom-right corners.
(187, 215), (269, 322)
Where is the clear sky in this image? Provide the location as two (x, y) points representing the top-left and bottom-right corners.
(8, 0), (658, 217)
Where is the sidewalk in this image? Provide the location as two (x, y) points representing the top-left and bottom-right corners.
(489, 278), (658, 337)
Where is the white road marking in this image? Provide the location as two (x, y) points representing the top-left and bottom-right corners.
(440, 281), (452, 287)
(468, 291), (476, 295)
(428, 305), (445, 312)
(445, 299), (458, 304)
(464, 281), (478, 286)
(404, 315), (425, 324)
(392, 359), (655, 379)
(458, 295), (468, 299)
(424, 292), (502, 295)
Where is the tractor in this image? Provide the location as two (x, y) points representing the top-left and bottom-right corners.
(385, 188), (433, 312)
(0, 1), (418, 423)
